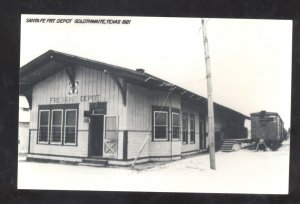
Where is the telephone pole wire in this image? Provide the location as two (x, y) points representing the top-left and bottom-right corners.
(201, 18), (216, 170)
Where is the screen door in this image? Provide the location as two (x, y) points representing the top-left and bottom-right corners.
(103, 115), (118, 158)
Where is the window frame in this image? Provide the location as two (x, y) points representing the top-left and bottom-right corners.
(153, 110), (169, 141)
(50, 109), (63, 144)
(38, 110), (50, 144)
(64, 109), (78, 145)
(190, 114), (195, 144)
(171, 112), (181, 141)
(37, 104), (79, 146)
(182, 113), (188, 144)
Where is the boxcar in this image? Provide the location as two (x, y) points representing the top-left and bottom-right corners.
(250, 111), (286, 150)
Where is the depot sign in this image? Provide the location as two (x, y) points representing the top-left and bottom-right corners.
(50, 95), (101, 104)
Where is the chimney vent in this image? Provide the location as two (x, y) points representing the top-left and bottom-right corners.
(136, 68), (145, 73)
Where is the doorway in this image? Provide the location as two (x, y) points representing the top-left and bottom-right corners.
(89, 115), (104, 157)
(199, 121), (206, 150)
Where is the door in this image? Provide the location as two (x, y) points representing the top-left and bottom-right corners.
(89, 115), (104, 156)
(103, 115), (118, 158)
(199, 121), (206, 149)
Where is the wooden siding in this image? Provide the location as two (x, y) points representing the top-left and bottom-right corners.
(127, 132), (150, 159)
(150, 140), (181, 157)
(117, 132), (124, 159)
(126, 83), (180, 131)
(127, 131), (181, 159)
(126, 83), (181, 159)
(76, 65), (127, 131)
(28, 64), (245, 160)
(29, 130), (89, 157)
(29, 65), (127, 158)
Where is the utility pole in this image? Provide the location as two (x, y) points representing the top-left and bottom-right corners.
(201, 18), (216, 170)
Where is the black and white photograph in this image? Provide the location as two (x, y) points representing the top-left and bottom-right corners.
(18, 14), (292, 194)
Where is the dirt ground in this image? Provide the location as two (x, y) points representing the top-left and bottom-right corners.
(18, 139), (290, 194)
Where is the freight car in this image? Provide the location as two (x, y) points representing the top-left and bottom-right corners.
(250, 111), (286, 150)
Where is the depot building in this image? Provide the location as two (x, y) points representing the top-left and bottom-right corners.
(20, 50), (249, 166)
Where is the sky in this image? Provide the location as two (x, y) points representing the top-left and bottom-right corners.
(20, 15), (292, 128)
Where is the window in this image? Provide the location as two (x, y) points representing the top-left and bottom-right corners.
(182, 113), (188, 144)
(190, 114), (195, 144)
(38, 104), (78, 145)
(51, 109), (63, 143)
(154, 111), (168, 140)
(172, 112), (180, 140)
(64, 109), (77, 144)
(38, 110), (50, 142)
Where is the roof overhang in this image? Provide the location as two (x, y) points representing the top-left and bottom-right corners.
(20, 50), (250, 119)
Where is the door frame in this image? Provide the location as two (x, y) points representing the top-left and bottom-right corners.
(88, 113), (105, 157)
(88, 102), (107, 157)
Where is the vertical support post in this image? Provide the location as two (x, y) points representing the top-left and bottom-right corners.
(202, 19), (216, 170)
(123, 130), (128, 160)
(28, 129), (31, 154)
